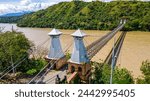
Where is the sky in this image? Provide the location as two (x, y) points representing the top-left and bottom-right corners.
(0, 0), (149, 15)
(0, 0), (67, 15)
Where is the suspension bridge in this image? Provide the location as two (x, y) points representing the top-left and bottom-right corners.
(0, 19), (127, 84)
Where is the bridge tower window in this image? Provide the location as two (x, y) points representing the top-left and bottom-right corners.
(71, 66), (75, 73)
(78, 67), (82, 72)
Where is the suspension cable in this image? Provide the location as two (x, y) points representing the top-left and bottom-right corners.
(28, 40), (72, 84)
(0, 57), (27, 79)
(28, 41), (67, 84)
(35, 41), (72, 84)
(37, 38), (50, 49)
(84, 38), (102, 62)
(0, 55), (26, 76)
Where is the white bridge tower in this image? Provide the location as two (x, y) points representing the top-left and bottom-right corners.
(45, 28), (67, 70)
(67, 29), (91, 83)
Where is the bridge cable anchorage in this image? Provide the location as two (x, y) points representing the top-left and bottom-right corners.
(0, 37), (49, 80)
(28, 41), (73, 84)
(87, 23), (125, 59)
(35, 41), (73, 84)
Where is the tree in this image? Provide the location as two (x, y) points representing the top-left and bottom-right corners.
(0, 31), (47, 76)
(137, 60), (150, 84)
(0, 16), (22, 23)
(0, 31), (31, 72)
(113, 68), (134, 84)
(92, 62), (134, 84)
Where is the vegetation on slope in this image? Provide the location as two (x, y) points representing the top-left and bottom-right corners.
(0, 31), (46, 80)
(17, 1), (150, 31)
(0, 12), (33, 23)
(0, 16), (22, 23)
(0, 31), (31, 70)
(91, 62), (134, 84)
(137, 60), (150, 84)
(91, 60), (150, 84)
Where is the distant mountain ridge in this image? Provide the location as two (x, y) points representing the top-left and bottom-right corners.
(0, 11), (33, 23)
(0, 11), (33, 17)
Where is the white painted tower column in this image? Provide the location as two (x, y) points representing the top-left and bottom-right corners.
(70, 29), (89, 64)
(45, 28), (67, 70)
(47, 28), (64, 59)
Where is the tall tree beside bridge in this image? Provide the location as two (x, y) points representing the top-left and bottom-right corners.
(137, 60), (150, 84)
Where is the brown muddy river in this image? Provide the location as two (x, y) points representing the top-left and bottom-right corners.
(0, 23), (150, 78)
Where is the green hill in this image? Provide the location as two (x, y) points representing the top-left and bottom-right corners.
(17, 1), (150, 31)
(0, 16), (22, 23)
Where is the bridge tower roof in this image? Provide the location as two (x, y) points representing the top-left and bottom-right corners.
(71, 29), (86, 37)
(48, 28), (62, 36)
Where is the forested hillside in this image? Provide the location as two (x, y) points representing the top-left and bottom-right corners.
(0, 16), (22, 23)
(15, 1), (150, 31)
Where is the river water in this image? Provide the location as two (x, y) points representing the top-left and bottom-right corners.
(0, 23), (150, 78)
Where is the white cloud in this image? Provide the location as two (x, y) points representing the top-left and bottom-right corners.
(20, 0), (32, 6)
(0, 0), (56, 15)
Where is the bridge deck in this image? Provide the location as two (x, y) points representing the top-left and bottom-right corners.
(34, 69), (66, 84)
(42, 70), (66, 84)
(104, 31), (127, 65)
(87, 24), (125, 59)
